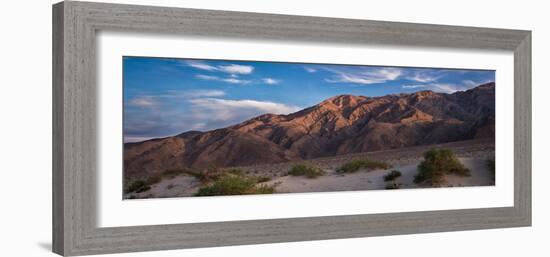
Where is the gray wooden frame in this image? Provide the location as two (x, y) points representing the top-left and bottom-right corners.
(52, 1), (531, 256)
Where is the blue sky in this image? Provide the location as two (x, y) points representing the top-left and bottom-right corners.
(123, 56), (495, 142)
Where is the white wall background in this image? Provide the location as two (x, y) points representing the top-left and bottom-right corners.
(0, 0), (547, 256)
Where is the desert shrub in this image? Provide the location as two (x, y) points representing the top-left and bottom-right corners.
(162, 168), (189, 178)
(336, 160), (363, 173)
(256, 176), (271, 183)
(383, 170), (402, 182)
(125, 174), (164, 194)
(145, 175), (162, 185)
(125, 177), (159, 194)
(183, 169), (223, 184)
(183, 169), (206, 180)
(288, 164), (325, 178)
(125, 169), (187, 194)
(337, 158), (391, 173)
(413, 148), (470, 186)
(385, 182), (401, 189)
(186, 168), (268, 186)
(224, 169), (245, 176)
(135, 185), (151, 193)
(194, 174), (275, 196)
(253, 185), (277, 194)
(125, 180), (147, 194)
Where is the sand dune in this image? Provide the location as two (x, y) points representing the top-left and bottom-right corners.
(125, 139), (494, 199)
(262, 158), (493, 194)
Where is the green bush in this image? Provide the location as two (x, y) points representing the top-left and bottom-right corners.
(413, 149), (470, 186)
(194, 174), (275, 196)
(383, 170), (402, 182)
(337, 158), (391, 173)
(288, 164), (325, 178)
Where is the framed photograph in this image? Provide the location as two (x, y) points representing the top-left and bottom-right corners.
(53, 1), (531, 256)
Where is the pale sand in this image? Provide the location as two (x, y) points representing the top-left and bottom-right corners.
(262, 157), (493, 194)
(127, 157), (494, 198)
(130, 175), (200, 198)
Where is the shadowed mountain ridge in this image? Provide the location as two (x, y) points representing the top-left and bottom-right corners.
(124, 82), (495, 178)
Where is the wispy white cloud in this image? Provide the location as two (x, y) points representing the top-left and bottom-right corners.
(406, 72), (440, 83)
(185, 61), (218, 71)
(218, 64), (254, 74)
(188, 98), (301, 129)
(462, 79), (492, 88)
(185, 61), (254, 75)
(401, 74), (494, 93)
(130, 89), (226, 102)
(195, 74), (251, 84)
(184, 89), (226, 98)
(408, 82), (471, 93)
(262, 78), (280, 85)
(125, 136), (158, 143)
(325, 67), (402, 85)
(369, 68), (402, 80)
(124, 95), (301, 142)
(190, 98), (300, 117)
(304, 67), (317, 73)
(402, 84), (427, 89)
(128, 96), (157, 108)
(462, 80), (477, 87)
(428, 83), (463, 93)
(195, 74), (219, 80)
(223, 78), (251, 84)
(326, 73), (381, 84)
(413, 79), (493, 93)
(124, 90), (228, 142)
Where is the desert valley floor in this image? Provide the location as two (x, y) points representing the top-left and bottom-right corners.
(124, 139), (494, 199)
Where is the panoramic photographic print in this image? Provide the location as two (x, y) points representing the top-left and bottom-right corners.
(123, 57), (496, 199)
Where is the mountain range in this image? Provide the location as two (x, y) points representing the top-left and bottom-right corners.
(124, 82), (495, 179)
